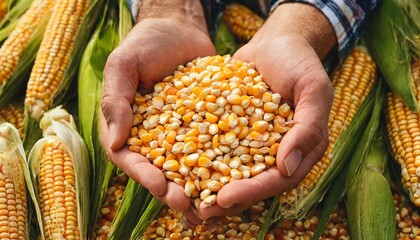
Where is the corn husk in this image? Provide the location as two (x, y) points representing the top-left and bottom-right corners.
(77, 0), (132, 235)
(108, 179), (159, 240)
(366, 0), (420, 112)
(313, 79), (385, 239)
(130, 198), (164, 239)
(27, 106), (90, 239)
(0, 123), (34, 239)
(346, 133), (396, 239)
(214, 18), (238, 55)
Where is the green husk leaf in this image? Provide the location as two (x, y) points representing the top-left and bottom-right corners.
(130, 198), (164, 239)
(313, 80), (385, 239)
(346, 134), (396, 239)
(0, 0), (32, 30)
(277, 78), (377, 220)
(0, 21), (46, 107)
(78, 0), (132, 234)
(27, 106), (90, 239)
(366, 0), (419, 112)
(215, 19), (238, 55)
(118, 0), (132, 41)
(396, 0), (420, 30)
(257, 196), (279, 239)
(109, 179), (155, 240)
(0, 123), (36, 239)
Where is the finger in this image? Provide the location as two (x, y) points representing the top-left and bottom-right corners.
(216, 167), (286, 208)
(159, 181), (190, 212)
(196, 201), (247, 220)
(183, 207), (222, 228)
(277, 74), (333, 177)
(102, 48), (139, 151)
(100, 112), (167, 197)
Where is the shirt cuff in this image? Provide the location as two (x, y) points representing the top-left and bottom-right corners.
(269, 0), (366, 61)
(127, 0), (141, 21)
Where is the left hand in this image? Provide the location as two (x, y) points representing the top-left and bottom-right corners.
(193, 3), (336, 220)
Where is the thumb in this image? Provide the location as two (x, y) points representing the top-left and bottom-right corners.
(277, 78), (333, 178)
(101, 50), (139, 151)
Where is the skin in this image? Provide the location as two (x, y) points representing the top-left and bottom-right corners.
(101, 0), (336, 223)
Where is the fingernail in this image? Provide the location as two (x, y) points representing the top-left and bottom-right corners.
(284, 150), (302, 177)
(225, 203), (235, 208)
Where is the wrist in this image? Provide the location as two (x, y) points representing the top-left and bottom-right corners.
(252, 3), (336, 59)
(137, 0), (208, 35)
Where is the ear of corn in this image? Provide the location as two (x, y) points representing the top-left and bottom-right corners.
(0, 0), (52, 107)
(278, 47), (377, 219)
(27, 106), (90, 239)
(366, 0), (420, 112)
(0, 0), (54, 100)
(346, 134), (396, 238)
(222, 3), (264, 43)
(386, 59), (420, 207)
(23, 0), (105, 152)
(78, 0), (132, 236)
(0, 123), (31, 239)
(311, 79), (385, 239)
(0, 104), (24, 138)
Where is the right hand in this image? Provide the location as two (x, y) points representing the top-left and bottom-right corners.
(101, 17), (216, 211)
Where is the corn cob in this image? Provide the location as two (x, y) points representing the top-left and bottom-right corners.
(279, 47), (377, 217)
(394, 192), (420, 239)
(223, 3), (264, 43)
(387, 59), (420, 207)
(94, 174), (128, 240)
(0, 124), (28, 239)
(0, 0), (54, 91)
(0, 104), (24, 138)
(28, 106), (90, 239)
(129, 55), (293, 207)
(24, 0), (90, 120)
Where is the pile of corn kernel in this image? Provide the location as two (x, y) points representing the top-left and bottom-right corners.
(129, 55), (293, 207)
(142, 201), (351, 240)
(394, 193), (420, 239)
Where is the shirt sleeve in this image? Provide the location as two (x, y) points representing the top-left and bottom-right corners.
(269, 0), (380, 60)
(127, 0), (141, 21)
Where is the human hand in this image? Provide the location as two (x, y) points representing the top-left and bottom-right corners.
(101, 1), (216, 212)
(195, 3), (336, 219)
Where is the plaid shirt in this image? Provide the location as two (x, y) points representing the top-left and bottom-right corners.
(128, 0), (379, 60)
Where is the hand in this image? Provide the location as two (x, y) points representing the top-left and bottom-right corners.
(101, 3), (216, 212)
(195, 3), (336, 219)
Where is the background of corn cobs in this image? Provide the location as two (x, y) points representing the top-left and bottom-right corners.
(0, 0), (418, 239)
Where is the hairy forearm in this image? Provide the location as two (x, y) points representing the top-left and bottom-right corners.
(137, 0), (208, 34)
(254, 3), (336, 59)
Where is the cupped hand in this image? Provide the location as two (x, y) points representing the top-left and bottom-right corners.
(101, 17), (216, 211)
(196, 32), (334, 219)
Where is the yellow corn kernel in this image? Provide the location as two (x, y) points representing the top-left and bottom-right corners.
(163, 160), (180, 171)
(205, 112), (219, 124)
(150, 148), (165, 159)
(252, 120), (268, 133)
